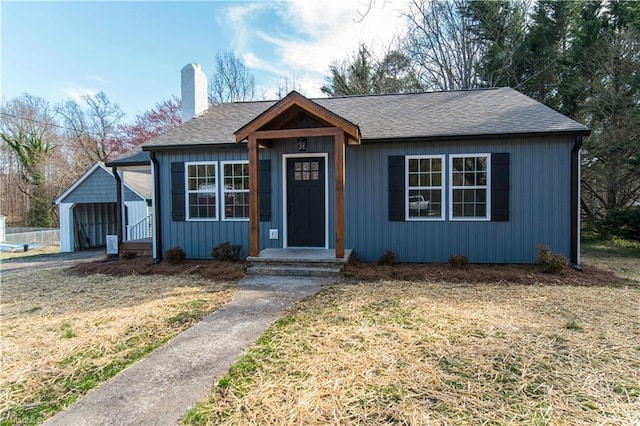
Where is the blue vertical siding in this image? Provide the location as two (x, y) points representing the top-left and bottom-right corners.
(159, 148), (251, 259)
(156, 135), (573, 263)
(344, 136), (573, 263)
(63, 167), (118, 203)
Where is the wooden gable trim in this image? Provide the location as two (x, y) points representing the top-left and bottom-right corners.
(234, 91), (360, 144)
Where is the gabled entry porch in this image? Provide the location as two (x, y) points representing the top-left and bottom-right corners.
(235, 91), (361, 259)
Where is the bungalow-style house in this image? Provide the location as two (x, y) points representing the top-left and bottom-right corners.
(111, 64), (589, 265)
(55, 162), (152, 252)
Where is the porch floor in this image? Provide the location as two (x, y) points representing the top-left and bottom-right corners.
(248, 248), (352, 264)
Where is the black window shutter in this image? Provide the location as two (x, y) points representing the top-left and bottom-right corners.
(259, 159), (271, 222)
(388, 156), (405, 221)
(491, 153), (510, 222)
(171, 162), (185, 222)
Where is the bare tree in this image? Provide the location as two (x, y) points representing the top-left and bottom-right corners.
(275, 75), (305, 99)
(56, 92), (125, 167)
(581, 29), (640, 215)
(210, 51), (256, 103)
(0, 94), (58, 226)
(404, 0), (483, 90)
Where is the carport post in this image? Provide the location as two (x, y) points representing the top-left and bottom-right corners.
(113, 167), (124, 243)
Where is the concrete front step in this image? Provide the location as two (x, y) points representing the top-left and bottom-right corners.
(247, 264), (342, 278)
(247, 248), (351, 278)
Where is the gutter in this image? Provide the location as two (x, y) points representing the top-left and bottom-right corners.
(362, 130), (591, 145)
(571, 136), (583, 269)
(113, 166), (123, 243)
(150, 151), (162, 263)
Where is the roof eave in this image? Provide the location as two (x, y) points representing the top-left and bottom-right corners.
(361, 129), (591, 144)
(142, 142), (245, 152)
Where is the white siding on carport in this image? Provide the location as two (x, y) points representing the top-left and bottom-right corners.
(59, 203), (75, 252)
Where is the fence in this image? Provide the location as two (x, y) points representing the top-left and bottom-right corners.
(4, 229), (60, 245)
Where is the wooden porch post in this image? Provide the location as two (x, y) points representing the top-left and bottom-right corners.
(334, 130), (345, 258)
(248, 133), (260, 257)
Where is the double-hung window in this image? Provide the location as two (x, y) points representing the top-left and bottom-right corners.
(406, 155), (445, 220)
(186, 162), (218, 220)
(222, 161), (249, 220)
(450, 154), (490, 220)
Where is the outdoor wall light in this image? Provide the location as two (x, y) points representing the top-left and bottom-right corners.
(297, 137), (307, 152)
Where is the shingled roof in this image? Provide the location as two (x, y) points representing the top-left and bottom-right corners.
(137, 87), (588, 151)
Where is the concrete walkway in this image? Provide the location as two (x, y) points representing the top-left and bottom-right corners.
(44, 275), (329, 426)
(0, 248), (105, 275)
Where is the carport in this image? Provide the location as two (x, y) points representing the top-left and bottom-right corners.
(55, 163), (150, 252)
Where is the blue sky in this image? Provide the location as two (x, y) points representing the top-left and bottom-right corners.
(1, 1), (408, 121)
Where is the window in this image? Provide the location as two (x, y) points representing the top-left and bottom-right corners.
(406, 155), (444, 220)
(293, 161), (320, 181)
(186, 162), (217, 220)
(450, 154), (490, 220)
(222, 161), (249, 220)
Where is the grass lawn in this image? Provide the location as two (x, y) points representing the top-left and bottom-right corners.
(186, 244), (640, 425)
(0, 245), (60, 261)
(0, 266), (237, 424)
(582, 237), (640, 282)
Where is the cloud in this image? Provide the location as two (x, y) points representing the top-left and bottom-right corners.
(57, 84), (98, 102)
(221, 0), (410, 98)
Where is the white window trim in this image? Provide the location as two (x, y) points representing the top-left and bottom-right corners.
(449, 153), (491, 221)
(282, 153), (329, 249)
(221, 160), (250, 221)
(405, 155), (445, 221)
(185, 161), (218, 221)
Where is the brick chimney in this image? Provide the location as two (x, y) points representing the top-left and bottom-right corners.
(181, 64), (207, 122)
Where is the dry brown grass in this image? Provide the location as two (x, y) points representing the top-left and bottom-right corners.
(582, 239), (640, 282)
(186, 281), (640, 425)
(0, 245), (60, 261)
(0, 267), (236, 424)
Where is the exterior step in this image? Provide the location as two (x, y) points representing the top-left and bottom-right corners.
(247, 264), (342, 278)
(120, 240), (152, 254)
(246, 248), (352, 278)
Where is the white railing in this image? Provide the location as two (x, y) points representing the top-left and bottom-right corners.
(126, 215), (152, 241)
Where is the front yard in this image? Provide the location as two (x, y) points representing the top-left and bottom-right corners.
(0, 267), (237, 424)
(185, 245), (640, 425)
(1, 240), (638, 425)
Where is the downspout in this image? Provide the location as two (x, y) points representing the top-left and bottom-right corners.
(571, 136), (583, 269)
(150, 151), (162, 263)
(113, 166), (123, 243)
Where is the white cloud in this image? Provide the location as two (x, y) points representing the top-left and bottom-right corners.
(222, 0), (410, 98)
(242, 51), (282, 75)
(57, 84), (98, 102)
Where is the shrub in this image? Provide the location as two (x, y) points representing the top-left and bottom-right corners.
(165, 246), (186, 264)
(600, 207), (640, 241)
(378, 250), (398, 265)
(211, 242), (242, 262)
(448, 254), (469, 269)
(536, 244), (568, 274)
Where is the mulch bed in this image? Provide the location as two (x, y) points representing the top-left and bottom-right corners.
(71, 255), (636, 288)
(343, 261), (636, 287)
(70, 256), (246, 281)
